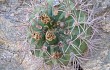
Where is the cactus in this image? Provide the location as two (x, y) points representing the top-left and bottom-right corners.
(28, 0), (92, 66)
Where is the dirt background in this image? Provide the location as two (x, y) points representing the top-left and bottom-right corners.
(0, 0), (110, 70)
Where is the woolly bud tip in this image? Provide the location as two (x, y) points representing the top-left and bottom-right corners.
(32, 32), (42, 41)
(51, 52), (62, 59)
(45, 30), (56, 41)
(40, 14), (51, 24)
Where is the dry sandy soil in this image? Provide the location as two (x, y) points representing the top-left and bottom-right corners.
(0, 0), (110, 70)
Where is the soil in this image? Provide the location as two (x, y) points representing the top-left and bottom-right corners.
(0, 0), (110, 70)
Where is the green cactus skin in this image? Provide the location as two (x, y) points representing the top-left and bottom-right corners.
(28, 1), (92, 66)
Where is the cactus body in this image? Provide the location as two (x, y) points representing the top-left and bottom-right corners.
(28, 1), (92, 66)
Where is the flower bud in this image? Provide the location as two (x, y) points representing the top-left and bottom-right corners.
(32, 32), (42, 41)
(40, 14), (51, 24)
(46, 30), (56, 41)
(51, 52), (62, 59)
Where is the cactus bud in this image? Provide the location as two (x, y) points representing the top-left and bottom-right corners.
(46, 30), (59, 45)
(58, 41), (64, 47)
(40, 14), (51, 24)
(32, 32), (42, 41)
(46, 30), (56, 41)
(51, 52), (62, 59)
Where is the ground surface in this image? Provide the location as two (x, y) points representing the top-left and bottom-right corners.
(0, 0), (110, 70)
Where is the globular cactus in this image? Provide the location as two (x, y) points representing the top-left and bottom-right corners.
(27, 0), (92, 66)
